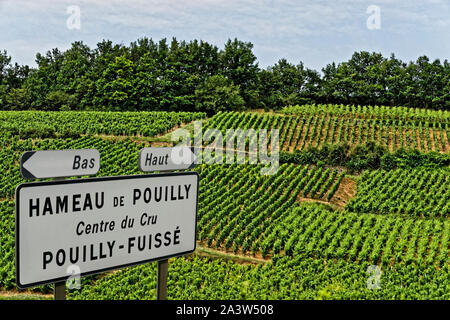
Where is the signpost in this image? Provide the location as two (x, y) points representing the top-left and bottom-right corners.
(16, 146), (198, 300)
(15, 172), (198, 289)
(139, 146), (198, 300)
(19, 149), (101, 300)
(20, 149), (100, 179)
(139, 146), (196, 172)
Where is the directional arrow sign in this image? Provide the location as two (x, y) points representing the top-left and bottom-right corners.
(15, 172), (198, 288)
(20, 149), (100, 180)
(139, 147), (197, 172)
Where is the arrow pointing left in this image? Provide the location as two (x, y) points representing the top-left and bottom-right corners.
(20, 149), (100, 180)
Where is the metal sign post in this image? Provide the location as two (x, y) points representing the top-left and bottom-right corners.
(54, 281), (66, 300)
(15, 147), (199, 301)
(139, 146), (197, 301)
(157, 259), (168, 300)
(53, 177), (66, 301)
(17, 149), (101, 300)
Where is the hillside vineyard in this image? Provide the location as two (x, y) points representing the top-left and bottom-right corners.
(0, 107), (449, 299)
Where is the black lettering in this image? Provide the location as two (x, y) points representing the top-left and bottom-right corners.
(145, 153), (152, 166)
(56, 196), (68, 214)
(138, 236), (146, 251)
(76, 221), (84, 236)
(107, 241), (115, 257)
(128, 237), (135, 254)
(99, 243), (107, 259)
(43, 251), (52, 269)
(81, 159), (88, 169)
(148, 234), (152, 249)
(56, 249), (66, 266)
(144, 188), (151, 203)
(95, 192), (104, 209)
(83, 245), (87, 262)
(174, 226), (180, 245)
(73, 155), (81, 169)
(164, 231), (171, 246)
(89, 158), (95, 169)
(69, 247), (79, 264)
(178, 185), (184, 200)
(72, 194), (81, 212)
(29, 198), (39, 217)
(170, 186), (176, 201)
(42, 197), (53, 216)
(140, 212), (147, 226)
(90, 244), (97, 261)
(127, 218), (134, 228)
(155, 187), (162, 202)
(154, 233), (162, 248)
(83, 193), (93, 211)
(133, 189), (141, 205)
(184, 184), (191, 199)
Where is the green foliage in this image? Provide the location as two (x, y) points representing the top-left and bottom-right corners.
(1, 41), (449, 111)
(45, 90), (76, 111)
(381, 149), (450, 170)
(0, 111), (205, 139)
(5, 88), (32, 110)
(346, 168), (450, 218)
(66, 255), (449, 300)
(195, 75), (245, 114)
(0, 108), (449, 299)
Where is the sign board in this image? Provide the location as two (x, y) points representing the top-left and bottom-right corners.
(15, 172), (198, 288)
(139, 147), (196, 172)
(20, 149), (100, 180)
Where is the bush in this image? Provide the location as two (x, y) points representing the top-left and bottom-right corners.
(280, 141), (449, 171)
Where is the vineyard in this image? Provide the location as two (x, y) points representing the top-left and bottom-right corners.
(346, 168), (450, 218)
(0, 106), (449, 300)
(204, 106), (450, 153)
(0, 111), (205, 139)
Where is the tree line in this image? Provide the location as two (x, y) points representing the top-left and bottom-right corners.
(0, 37), (449, 113)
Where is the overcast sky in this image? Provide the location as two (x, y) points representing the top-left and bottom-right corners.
(1, 0), (449, 70)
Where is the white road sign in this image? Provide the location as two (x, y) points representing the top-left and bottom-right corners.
(139, 147), (197, 172)
(20, 149), (100, 179)
(15, 172), (198, 288)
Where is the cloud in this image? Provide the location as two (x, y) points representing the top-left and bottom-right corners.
(0, 0), (448, 69)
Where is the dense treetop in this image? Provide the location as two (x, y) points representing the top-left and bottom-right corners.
(0, 38), (449, 113)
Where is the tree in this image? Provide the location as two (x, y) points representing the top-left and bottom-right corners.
(195, 75), (245, 114)
(94, 54), (135, 111)
(5, 88), (32, 110)
(219, 39), (259, 108)
(45, 90), (77, 111)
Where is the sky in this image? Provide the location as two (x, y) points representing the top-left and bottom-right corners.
(1, 0), (449, 70)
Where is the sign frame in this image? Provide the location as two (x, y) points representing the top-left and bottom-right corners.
(15, 171), (199, 289)
(138, 146), (197, 172)
(20, 149), (101, 180)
